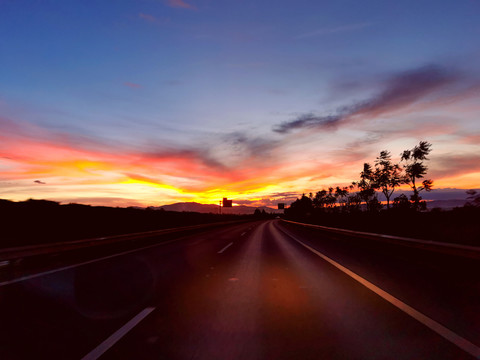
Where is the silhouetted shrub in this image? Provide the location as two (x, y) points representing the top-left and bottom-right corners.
(0, 200), (250, 248)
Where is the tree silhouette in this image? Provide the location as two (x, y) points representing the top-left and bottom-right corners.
(401, 141), (433, 210)
(325, 187), (337, 209)
(286, 194), (314, 217)
(313, 190), (328, 209)
(345, 192), (362, 212)
(465, 190), (480, 207)
(374, 150), (402, 209)
(353, 163), (382, 212)
(312, 188), (341, 211)
(392, 194), (411, 211)
(334, 186), (349, 210)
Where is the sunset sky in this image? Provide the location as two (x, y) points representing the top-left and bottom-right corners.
(1, 0), (480, 207)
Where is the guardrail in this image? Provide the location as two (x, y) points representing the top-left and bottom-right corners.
(0, 220), (247, 264)
(281, 219), (480, 259)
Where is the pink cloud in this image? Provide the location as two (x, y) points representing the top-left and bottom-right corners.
(138, 13), (156, 22)
(123, 82), (142, 89)
(461, 134), (480, 144)
(430, 154), (480, 178)
(167, 0), (195, 9)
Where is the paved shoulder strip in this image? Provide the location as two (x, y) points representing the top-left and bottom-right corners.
(278, 225), (480, 359)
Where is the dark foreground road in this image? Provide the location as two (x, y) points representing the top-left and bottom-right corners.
(0, 220), (479, 359)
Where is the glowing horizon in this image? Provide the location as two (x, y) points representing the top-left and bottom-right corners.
(1, 121), (479, 208)
(1, 1), (480, 207)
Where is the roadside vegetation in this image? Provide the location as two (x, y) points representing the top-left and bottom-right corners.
(0, 199), (250, 249)
(285, 141), (480, 245)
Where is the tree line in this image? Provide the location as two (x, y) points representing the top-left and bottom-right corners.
(287, 141), (434, 215)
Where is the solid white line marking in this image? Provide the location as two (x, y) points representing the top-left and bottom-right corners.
(241, 232), (246, 236)
(81, 307), (155, 360)
(280, 227), (480, 359)
(218, 242), (233, 254)
(0, 260), (10, 267)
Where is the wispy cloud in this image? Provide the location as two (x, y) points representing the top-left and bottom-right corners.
(138, 13), (170, 24)
(274, 113), (341, 134)
(3, 63), (479, 208)
(0, 118), (285, 199)
(138, 13), (156, 22)
(226, 62), (266, 69)
(431, 154), (480, 178)
(274, 64), (465, 134)
(167, 0), (195, 10)
(461, 134), (480, 144)
(295, 22), (372, 39)
(123, 82), (142, 89)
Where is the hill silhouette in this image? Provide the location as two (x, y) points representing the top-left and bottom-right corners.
(155, 202), (283, 215)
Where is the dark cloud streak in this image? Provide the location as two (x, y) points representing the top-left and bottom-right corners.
(274, 113), (341, 134)
(274, 64), (464, 134)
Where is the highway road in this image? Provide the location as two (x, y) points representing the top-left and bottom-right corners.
(0, 219), (479, 359)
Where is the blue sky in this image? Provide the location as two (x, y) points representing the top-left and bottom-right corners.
(1, 0), (480, 206)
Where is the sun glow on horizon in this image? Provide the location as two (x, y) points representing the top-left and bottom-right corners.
(1, 128), (480, 208)
(1, 1), (480, 208)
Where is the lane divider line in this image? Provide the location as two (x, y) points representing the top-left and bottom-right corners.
(218, 242), (234, 254)
(81, 307), (155, 360)
(241, 232), (246, 236)
(279, 226), (480, 359)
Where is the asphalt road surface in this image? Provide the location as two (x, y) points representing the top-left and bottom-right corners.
(0, 219), (479, 359)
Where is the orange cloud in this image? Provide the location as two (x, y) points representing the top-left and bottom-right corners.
(0, 121), (297, 206)
(2, 113), (480, 208)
